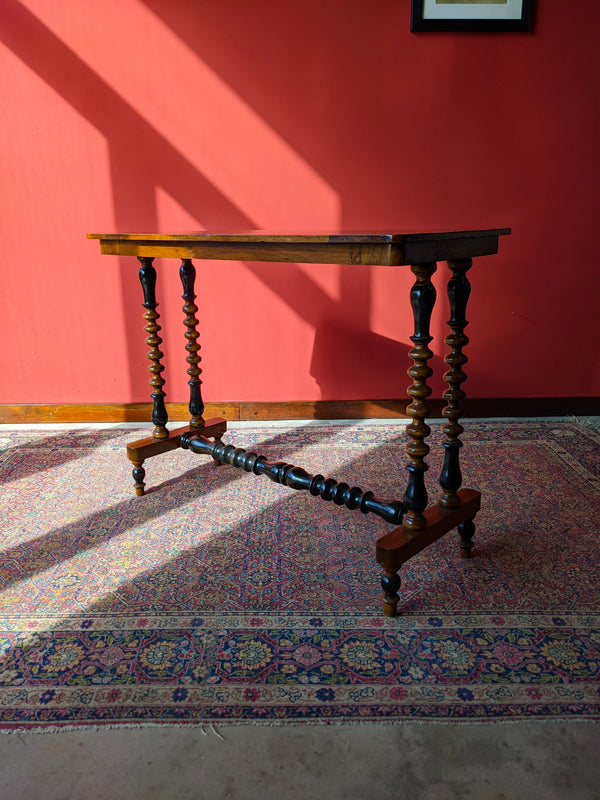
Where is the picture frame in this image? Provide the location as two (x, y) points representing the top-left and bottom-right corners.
(410, 0), (535, 32)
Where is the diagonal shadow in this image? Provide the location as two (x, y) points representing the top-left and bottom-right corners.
(0, 422), (422, 632)
(1, 0), (251, 398)
(0, 425), (441, 714)
(0, 429), (126, 486)
(64, 435), (414, 616)
(137, 0), (456, 399)
(1, 0), (431, 405)
(3, 422), (599, 726)
(0, 423), (361, 592)
(5, 422), (598, 619)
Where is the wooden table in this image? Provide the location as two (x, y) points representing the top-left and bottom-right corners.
(88, 229), (510, 615)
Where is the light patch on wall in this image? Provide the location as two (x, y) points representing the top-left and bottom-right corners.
(155, 186), (205, 233)
(20, 0), (341, 231)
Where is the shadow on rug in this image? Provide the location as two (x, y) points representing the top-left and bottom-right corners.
(0, 418), (599, 727)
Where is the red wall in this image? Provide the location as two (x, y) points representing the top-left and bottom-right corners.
(2, 0), (599, 405)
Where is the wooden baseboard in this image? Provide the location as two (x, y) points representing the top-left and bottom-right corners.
(0, 398), (597, 424)
(0, 403), (238, 425)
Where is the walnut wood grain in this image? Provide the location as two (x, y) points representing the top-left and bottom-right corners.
(88, 229), (510, 266)
(88, 230), (510, 243)
(126, 418), (227, 496)
(126, 419), (227, 461)
(376, 488), (481, 569)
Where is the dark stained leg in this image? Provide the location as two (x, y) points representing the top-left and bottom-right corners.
(403, 262), (437, 533)
(381, 568), (401, 617)
(131, 458), (146, 498)
(126, 259), (228, 496)
(138, 257), (168, 440)
(179, 259), (205, 429)
(439, 257), (472, 510)
(179, 258), (225, 463)
(376, 487), (481, 615)
(179, 431), (406, 525)
(458, 517), (476, 558)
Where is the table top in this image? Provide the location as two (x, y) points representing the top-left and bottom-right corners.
(88, 228), (510, 266)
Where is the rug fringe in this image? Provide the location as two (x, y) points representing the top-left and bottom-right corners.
(570, 415), (600, 431)
(1, 718), (597, 735)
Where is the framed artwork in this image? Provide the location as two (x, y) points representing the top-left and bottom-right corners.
(410, 0), (535, 32)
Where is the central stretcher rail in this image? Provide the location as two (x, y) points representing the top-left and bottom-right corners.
(179, 431), (407, 526)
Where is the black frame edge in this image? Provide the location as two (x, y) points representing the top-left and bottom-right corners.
(411, 0), (535, 33)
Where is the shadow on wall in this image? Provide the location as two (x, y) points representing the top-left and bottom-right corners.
(1, 0), (251, 401)
(310, 317), (445, 401)
(2, 0), (443, 405)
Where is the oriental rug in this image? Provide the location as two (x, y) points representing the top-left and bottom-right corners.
(0, 418), (599, 729)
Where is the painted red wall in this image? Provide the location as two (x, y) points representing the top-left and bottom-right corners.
(2, 0), (599, 404)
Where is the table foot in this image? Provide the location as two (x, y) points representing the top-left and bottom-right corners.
(131, 458), (146, 497)
(381, 568), (401, 617)
(376, 487), (481, 612)
(126, 417), (227, 496)
(458, 517), (476, 558)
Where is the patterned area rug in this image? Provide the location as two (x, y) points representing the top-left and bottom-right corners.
(0, 418), (599, 728)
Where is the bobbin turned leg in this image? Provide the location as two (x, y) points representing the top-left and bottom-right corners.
(381, 568), (401, 617)
(126, 257), (169, 496)
(180, 258), (223, 464)
(403, 263), (437, 533)
(131, 459), (146, 498)
(125, 260), (227, 497)
(439, 258), (472, 511)
(138, 257), (169, 440)
(458, 517), (476, 558)
(437, 258), (480, 556)
(180, 259), (205, 429)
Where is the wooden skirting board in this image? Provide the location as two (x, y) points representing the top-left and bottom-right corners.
(0, 398), (598, 424)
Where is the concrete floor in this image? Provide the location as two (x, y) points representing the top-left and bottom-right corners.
(0, 721), (598, 800)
